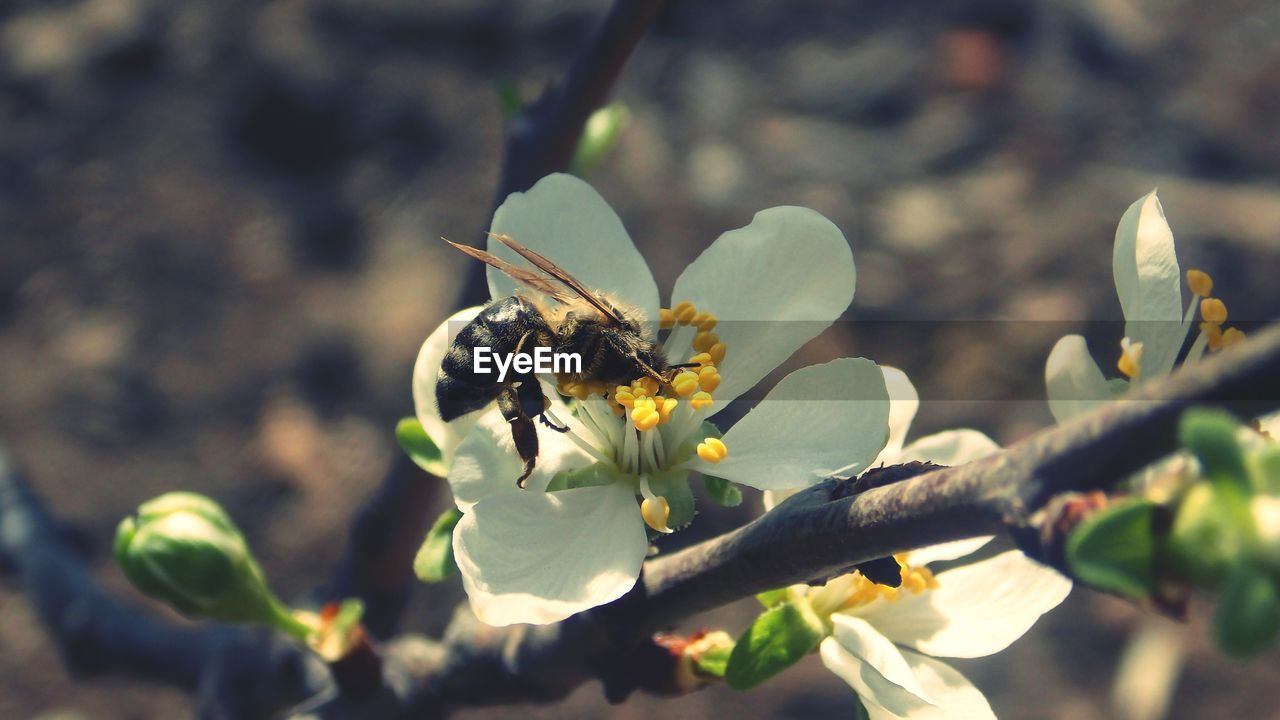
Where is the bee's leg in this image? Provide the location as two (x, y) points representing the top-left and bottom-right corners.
(539, 414), (569, 433)
(498, 388), (539, 488)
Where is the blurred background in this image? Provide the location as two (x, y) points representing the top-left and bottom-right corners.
(2, 0), (1280, 717)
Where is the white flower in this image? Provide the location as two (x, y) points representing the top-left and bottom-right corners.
(762, 368), (1068, 717)
(1045, 190), (1245, 423)
(803, 536), (1069, 719)
(413, 173), (892, 625)
(764, 366), (1000, 511)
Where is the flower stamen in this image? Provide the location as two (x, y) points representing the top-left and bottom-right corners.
(1117, 337), (1144, 380)
(696, 437), (728, 463)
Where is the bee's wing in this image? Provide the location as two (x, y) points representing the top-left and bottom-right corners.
(443, 239), (574, 304)
(489, 233), (625, 325)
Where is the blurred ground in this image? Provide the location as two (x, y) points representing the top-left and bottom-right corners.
(2, 0), (1280, 718)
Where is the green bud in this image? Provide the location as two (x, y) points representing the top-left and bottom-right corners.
(1212, 562), (1280, 658)
(115, 492), (310, 639)
(1250, 445), (1280, 495)
(1180, 409), (1248, 489)
(569, 102), (631, 178)
(1168, 483), (1245, 587)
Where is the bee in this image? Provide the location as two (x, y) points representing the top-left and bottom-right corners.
(437, 233), (675, 487)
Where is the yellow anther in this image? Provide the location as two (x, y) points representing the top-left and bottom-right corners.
(659, 308), (676, 330)
(1201, 297), (1228, 325)
(690, 391), (714, 411)
(698, 366), (721, 393)
(692, 312), (717, 332)
(631, 398), (660, 431)
(673, 301), (697, 326)
(671, 370), (699, 397)
(634, 377), (660, 397)
(688, 352), (714, 368)
(1187, 269), (1214, 297)
(1201, 321), (1224, 350)
(1117, 338), (1143, 380)
(640, 496), (672, 534)
(656, 396), (678, 423)
(693, 331), (720, 353)
(696, 437), (728, 463)
(708, 342), (727, 365)
(1222, 327), (1246, 349)
(614, 387), (636, 408)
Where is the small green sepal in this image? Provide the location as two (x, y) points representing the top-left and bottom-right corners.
(1212, 562), (1280, 658)
(1065, 498), (1158, 598)
(725, 598), (826, 690)
(396, 417), (447, 477)
(414, 508), (463, 583)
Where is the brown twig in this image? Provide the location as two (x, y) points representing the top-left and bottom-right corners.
(459, 0), (670, 306)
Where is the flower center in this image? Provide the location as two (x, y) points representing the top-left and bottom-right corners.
(808, 554), (939, 618)
(1116, 268), (1246, 380)
(546, 301), (730, 533)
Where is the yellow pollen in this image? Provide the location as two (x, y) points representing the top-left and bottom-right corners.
(708, 342), (727, 365)
(1117, 338), (1143, 380)
(693, 312), (718, 332)
(698, 366), (721, 393)
(640, 496), (672, 533)
(1222, 327), (1246, 349)
(696, 437), (728, 463)
(671, 370), (699, 397)
(659, 308), (676, 330)
(631, 398), (660, 431)
(614, 386), (636, 408)
(656, 396), (678, 423)
(688, 352), (714, 368)
(690, 391), (714, 411)
(838, 558), (937, 611)
(1187, 269), (1214, 297)
(1201, 297), (1228, 325)
(673, 301), (697, 326)
(635, 377), (660, 397)
(1201, 321), (1224, 350)
(693, 331), (720, 353)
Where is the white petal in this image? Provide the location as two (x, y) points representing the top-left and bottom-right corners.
(1045, 334), (1111, 423)
(860, 650), (996, 720)
(412, 306), (485, 472)
(447, 410), (590, 512)
(821, 617), (935, 716)
(876, 366), (919, 462)
(702, 358), (889, 491)
(671, 206), (855, 408)
(893, 429), (1000, 467)
(906, 536), (994, 567)
(871, 551), (1072, 658)
(452, 482), (648, 626)
(1113, 191), (1184, 378)
(488, 173), (660, 324)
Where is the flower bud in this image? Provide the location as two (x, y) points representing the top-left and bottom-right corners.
(115, 492), (309, 638)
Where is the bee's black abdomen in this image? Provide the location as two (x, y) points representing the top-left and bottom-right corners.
(434, 296), (552, 421)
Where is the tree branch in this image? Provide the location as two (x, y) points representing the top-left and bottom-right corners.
(459, 0), (669, 306)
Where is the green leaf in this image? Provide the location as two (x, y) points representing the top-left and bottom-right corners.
(725, 598), (826, 690)
(414, 508), (462, 583)
(756, 587), (789, 608)
(569, 102), (630, 178)
(695, 643), (733, 678)
(1180, 409), (1248, 489)
(1212, 562), (1280, 658)
(1065, 498), (1157, 598)
(397, 417), (447, 477)
(702, 474), (742, 507)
